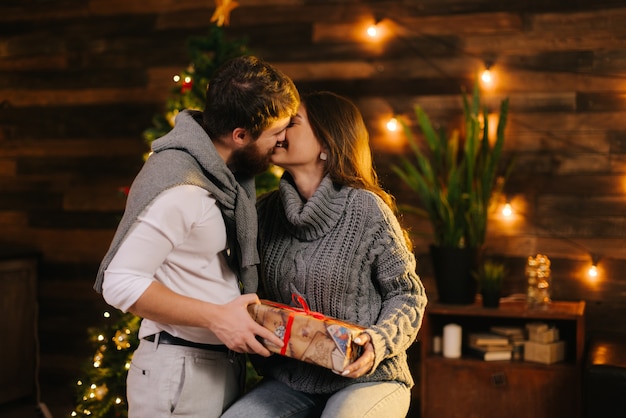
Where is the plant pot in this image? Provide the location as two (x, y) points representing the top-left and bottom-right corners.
(480, 289), (501, 308)
(429, 245), (478, 305)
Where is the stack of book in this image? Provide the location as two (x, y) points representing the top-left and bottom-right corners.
(466, 332), (513, 361)
(490, 325), (525, 343)
(490, 325), (526, 360)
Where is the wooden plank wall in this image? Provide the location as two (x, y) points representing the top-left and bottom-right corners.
(2, 0), (626, 415)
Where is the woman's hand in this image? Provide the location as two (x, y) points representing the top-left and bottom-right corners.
(339, 332), (375, 378)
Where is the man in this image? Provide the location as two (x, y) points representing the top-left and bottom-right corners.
(93, 56), (300, 417)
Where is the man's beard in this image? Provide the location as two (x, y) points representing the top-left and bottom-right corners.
(227, 141), (272, 177)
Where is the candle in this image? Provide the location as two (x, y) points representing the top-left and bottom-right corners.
(443, 323), (462, 358)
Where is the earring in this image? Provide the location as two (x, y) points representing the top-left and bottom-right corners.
(320, 152), (328, 161)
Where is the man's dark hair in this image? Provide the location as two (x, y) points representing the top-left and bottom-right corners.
(203, 56), (299, 140)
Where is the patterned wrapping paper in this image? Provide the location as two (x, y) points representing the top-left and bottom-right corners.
(248, 296), (365, 372)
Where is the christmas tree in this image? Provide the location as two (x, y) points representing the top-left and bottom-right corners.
(70, 311), (139, 418)
(141, 22), (249, 146)
(71, 4), (274, 416)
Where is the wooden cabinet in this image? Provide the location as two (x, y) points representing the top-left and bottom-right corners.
(420, 300), (585, 418)
(0, 249), (39, 405)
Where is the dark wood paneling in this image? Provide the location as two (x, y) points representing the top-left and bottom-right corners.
(3, 1), (626, 415)
(0, 105), (157, 140)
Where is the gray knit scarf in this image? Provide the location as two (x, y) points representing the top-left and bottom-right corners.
(94, 110), (260, 294)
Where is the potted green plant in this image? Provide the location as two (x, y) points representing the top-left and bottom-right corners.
(392, 81), (511, 304)
(474, 260), (506, 308)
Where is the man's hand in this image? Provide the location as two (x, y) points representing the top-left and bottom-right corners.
(338, 332), (375, 378)
(128, 283), (283, 356)
(211, 294), (284, 356)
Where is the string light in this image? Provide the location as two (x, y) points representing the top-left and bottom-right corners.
(588, 254), (600, 280)
(481, 67), (492, 85)
(368, 18), (614, 289)
(386, 116), (399, 132)
(378, 112), (405, 153)
(501, 202), (513, 217)
(365, 15), (387, 41)
(588, 264), (598, 278)
(367, 23), (378, 38)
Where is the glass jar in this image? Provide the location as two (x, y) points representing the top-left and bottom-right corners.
(526, 254), (551, 308)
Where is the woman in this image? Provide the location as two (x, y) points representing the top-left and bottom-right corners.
(222, 91), (427, 417)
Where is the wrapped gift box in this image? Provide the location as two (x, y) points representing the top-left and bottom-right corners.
(248, 298), (365, 372)
(529, 327), (560, 344)
(524, 340), (566, 364)
(526, 321), (560, 344)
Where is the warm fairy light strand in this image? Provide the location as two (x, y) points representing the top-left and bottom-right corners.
(364, 15), (606, 280)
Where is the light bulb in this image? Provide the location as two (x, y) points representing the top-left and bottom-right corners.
(386, 117), (399, 132)
(173, 74), (180, 83)
(501, 202), (512, 217)
(588, 264), (598, 278)
(481, 69), (492, 84)
(367, 24), (378, 38)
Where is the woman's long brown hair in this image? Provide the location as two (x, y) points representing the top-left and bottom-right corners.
(302, 91), (413, 250)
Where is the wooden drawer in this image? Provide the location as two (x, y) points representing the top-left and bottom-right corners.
(423, 357), (579, 418)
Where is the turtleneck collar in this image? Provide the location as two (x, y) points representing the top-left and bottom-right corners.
(279, 173), (350, 241)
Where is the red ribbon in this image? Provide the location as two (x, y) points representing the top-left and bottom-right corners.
(261, 294), (327, 355)
(281, 314), (294, 355)
(291, 294), (326, 320)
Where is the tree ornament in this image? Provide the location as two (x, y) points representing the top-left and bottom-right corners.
(113, 328), (132, 350)
(210, 0), (239, 27)
(94, 384), (109, 401)
(72, 311), (140, 417)
(93, 348), (104, 368)
(181, 76), (193, 94)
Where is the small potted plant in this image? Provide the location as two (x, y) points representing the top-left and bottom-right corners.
(392, 80), (512, 304)
(474, 260), (506, 308)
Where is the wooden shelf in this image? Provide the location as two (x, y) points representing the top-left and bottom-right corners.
(428, 300), (585, 318)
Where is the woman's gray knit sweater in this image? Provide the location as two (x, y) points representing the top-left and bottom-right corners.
(256, 174), (427, 394)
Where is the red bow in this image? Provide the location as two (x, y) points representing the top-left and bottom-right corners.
(261, 294), (327, 355)
(291, 294), (326, 320)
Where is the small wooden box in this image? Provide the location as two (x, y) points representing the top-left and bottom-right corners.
(524, 340), (566, 364)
